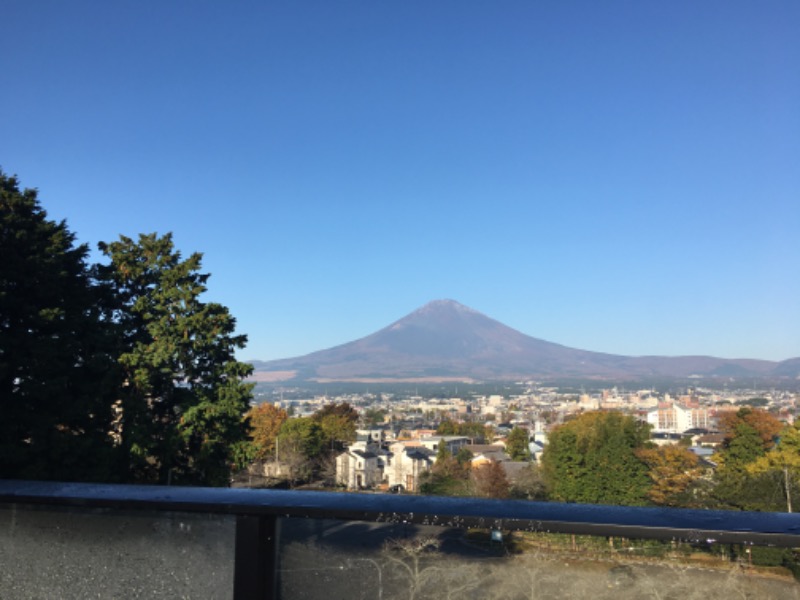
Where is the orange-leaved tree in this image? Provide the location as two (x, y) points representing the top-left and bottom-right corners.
(717, 407), (782, 453)
(247, 403), (288, 461)
(637, 445), (704, 507)
(471, 460), (510, 499)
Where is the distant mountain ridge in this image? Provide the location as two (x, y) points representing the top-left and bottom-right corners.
(251, 299), (799, 382)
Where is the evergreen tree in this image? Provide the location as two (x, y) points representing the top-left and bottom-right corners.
(98, 233), (253, 485)
(722, 422), (765, 473)
(0, 171), (118, 481)
(541, 411), (651, 506)
(436, 438), (451, 462)
(506, 426), (530, 461)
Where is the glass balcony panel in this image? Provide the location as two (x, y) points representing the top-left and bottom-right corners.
(278, 518), (800, 599)
(0, 504), (235, 599)
(2, 481), (799, 600)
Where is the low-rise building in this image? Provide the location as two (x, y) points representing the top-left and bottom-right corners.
(336, 441), (382, 490)
(385, 442), (434, 492)
(419, 435), (470, 455)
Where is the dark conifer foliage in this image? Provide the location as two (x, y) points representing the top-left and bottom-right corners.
(98, 233), (254, 486)
(0, 171), (118, 481)
(1, 171), (253, 486)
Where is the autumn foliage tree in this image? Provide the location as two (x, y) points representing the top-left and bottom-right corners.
(247, 403), (288, 460)
(718, 407), (782, 454)
(711, 408), (786, 511)
(637, 445), (704, 507)
(313, 401), (359, 424)
(747, 422), (800, 513)
(471, 460), (510, 499)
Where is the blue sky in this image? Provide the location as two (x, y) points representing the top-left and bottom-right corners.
(3, 1), (799, 362)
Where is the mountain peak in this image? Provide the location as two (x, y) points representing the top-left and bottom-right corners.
(413, 299), (479, 315)
(388, 299), (488, 333)
(251, 300), (791, 382)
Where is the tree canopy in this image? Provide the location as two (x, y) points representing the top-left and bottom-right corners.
(436, 419), (491, 443)
(277, 417), (325, 460)
(718, 407), (782, 453)
(1, 171), (253, 486)
(541, 411), (651, 506)
(636, 445), (704, 507)
(471, 460), (510, 499)
(362, 407), (387, 427)
(0, 171), (118, 481)
(313, 401), (359, 424)
(248, 402), (289, 461)
(746, 423), (800, 513)
(419, 449), (471, 497)
(505, 426), (530, 461)
(98, 233), (253, 485)
(312, 402), (358, 451)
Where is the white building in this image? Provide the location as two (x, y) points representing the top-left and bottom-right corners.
(419, 436), (470, 455)
(335, 441), (382, 490)
(647, 401), (710, 433)
(384, 442), (434, 492)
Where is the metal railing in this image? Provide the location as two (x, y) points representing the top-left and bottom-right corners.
(2, 479), (799, 599)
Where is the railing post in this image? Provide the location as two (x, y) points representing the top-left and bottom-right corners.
(234, 515), (279, 600)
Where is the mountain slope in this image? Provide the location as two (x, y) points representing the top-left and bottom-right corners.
(251, 299), (786, 382)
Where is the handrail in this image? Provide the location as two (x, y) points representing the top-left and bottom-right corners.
(2, 479), (799, 547)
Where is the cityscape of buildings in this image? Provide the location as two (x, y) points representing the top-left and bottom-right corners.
(246, 384), (798, 492)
